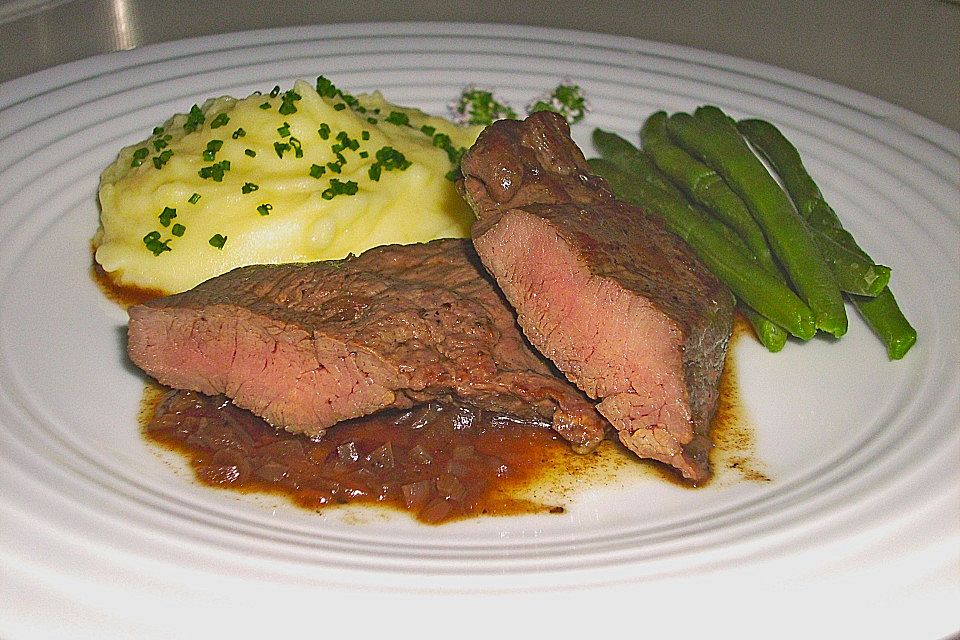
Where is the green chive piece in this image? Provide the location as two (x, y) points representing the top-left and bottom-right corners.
(386, 111), (410, 126)
(232, 127), (246, 139)
(241, 182), (259, 194)
(321, 178), (359, 200)
(277, 122), (291, 138)
(202, 139), (224, 161)
(256, 203), (272, 216)
(210, 113), (230, 129)
(183, 104), (205, 133)
(318, 123), (331, 140)
(152, 149), (174, 169)
(143, 230), (171, 256)
(244, 149), (256, 157)
(171, 223), (185, 237)
(209, 234), (227, 249)
(198, 159), (230, 181)
(316, 75), (337, 98)
(309, 164), (326, 178)
(278, 90), (301, 115)
(188, 192), (201, 204)
(158, 206), (177, 227)
(130, 147), (150, 167)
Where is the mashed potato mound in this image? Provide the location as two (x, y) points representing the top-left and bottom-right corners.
(94, 78), (485, 294)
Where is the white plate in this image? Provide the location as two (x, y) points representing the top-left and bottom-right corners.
(1, 23), (957, 639)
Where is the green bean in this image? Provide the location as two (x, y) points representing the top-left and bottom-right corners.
(667, 108), (847, 337)
(847, 290), (917, 360)
(736, 117), (916, 357)
(735, 118), (842, 228)
(588, 157), (815, 340)
(639, 111), (776, 272)
(740, 304), (788, 352)
(811, 227), (891, 296)
(736, 117), (892, 297)
(592, 128), (680, 195)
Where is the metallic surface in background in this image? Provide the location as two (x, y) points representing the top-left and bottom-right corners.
(1, 0), (958, 132)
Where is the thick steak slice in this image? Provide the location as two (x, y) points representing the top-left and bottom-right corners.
(127, 238), (605, 452)
(458, 112), (734, 482)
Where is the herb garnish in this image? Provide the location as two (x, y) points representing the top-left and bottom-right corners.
(321, 178), (359, 200)
(210, 113), (230, 129)
(143, 231), (171, 256)
(183, 105), (205, 133)
(158, 206), (177, 227)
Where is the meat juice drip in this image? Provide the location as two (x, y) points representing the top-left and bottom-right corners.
(91, 253), (165, 308)
(142, 385), (577, 524)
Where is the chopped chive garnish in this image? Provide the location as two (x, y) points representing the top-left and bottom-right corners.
(130, 147), (149, 167)
(152, 149), (174, 169)
(367, 145), (412, 182)
(171, 223), (185, 237)
(256, 203), (272, 216)
(202, 139), (224, 161)
(183, 104), (205, 133)
(309, 164), (326, 178)
(420, 124), (436, 137)
(332, 130), (359, 152)
(333, 103), (346, 111)
(244, 148), (256, 157)
(259, 101), (272, 110)
(367, 117), (378, 125)
(289, 137), (303, 158)
(277, 122), (291, 138)
(316, 75), (337, 98)
(318, 123), (331, 139)
(274, 141), (291, 158)
(209, 234), (227, 249)
(278, 89), (301, 115)
(158, 206), (177, 227)
(143, 231), (171, 256)
(359, 151), (368, 158)
(361, 130), (370, 141)
(385, 111), (410, 126)
(210, 113), (230, 129)
(188, 192), (201, 204)
(241, 182), (259, 194)
(198, 159), (230, 181)
(321, 178), (359, 200)
(231, 127), (246, 139)
(152, 135), (171, 152)
(269, 85), (281, 98)
(152, 126), (165, 136)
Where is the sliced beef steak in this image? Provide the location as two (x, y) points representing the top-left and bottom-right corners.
(458, 112), (734, 482)
(127, 238), (605, 452)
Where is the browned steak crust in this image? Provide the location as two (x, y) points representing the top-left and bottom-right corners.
(459, 111), (734, 482)
(127, 238), (606, 452)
